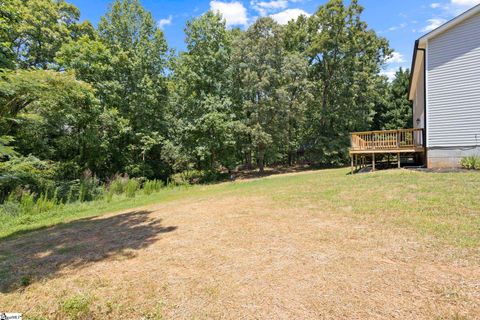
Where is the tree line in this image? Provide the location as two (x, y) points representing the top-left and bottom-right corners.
(0, 0), (412, 200)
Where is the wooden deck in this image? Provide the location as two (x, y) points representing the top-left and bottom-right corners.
(349, 129), (425, 173)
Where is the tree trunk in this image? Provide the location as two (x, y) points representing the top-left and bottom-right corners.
(245, 149), (253, 170)
(258, 144), (265, 173)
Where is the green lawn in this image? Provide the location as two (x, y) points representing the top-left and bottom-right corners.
(1, 168), (479, 248)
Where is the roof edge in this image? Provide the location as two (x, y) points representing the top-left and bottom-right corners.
(418, 4), (480, 46)
(408, 40), (420, 101)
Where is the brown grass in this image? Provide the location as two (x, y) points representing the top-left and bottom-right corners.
(0, 170), (479, 319)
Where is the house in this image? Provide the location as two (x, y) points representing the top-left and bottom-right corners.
(349, 4), (480, 172)
(409, 4), (480, 168)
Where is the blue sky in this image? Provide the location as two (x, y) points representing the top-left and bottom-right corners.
(69, 0), (480, 79)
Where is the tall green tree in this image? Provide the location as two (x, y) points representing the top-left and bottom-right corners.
(10, 0), (93, 69)
(0, 69), (112, 177)
(300, 0), (391, 164)
(0, 0), (21, 69)
(98, 0), (169, 132)
(233, 17), (310, 171)
(169, 11), (240, 171)
(372, 68), (413, 130)
(57, 0), (171, 178)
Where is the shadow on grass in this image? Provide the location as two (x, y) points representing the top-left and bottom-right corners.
(0, 210), (177, 293)
(231, 164), (334, 181)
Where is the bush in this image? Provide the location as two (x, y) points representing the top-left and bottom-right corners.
(108, 174), (129, 195)
(0, 189), (62, 216)
(34, 193), (58, 213)
(460, 156), (480, 170)
(78, 170), (103, 202)
(143, 179), (164, 195)
(19, 191), (35, 213)
(104, 185), (114, 202)
(170, 170), (227, 185)
(0, 155), (55, 203)
(170, 170), (200, 185)
(0, 193), (21, 216)
(125, 179), (139, 198)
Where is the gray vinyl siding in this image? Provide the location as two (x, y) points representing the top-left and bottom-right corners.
(427, 12), (480, 147)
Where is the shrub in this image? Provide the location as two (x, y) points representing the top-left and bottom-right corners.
(19, 191), (35, 213)
(0, 155), (55, 203)
(170, 170), (228, 185)
(125, 179), (139, 198)
(143, 179), (164, 195)
(104, 185), (114, 202)
(0, 193), (21, 216)
(460, 156), (480, 170)
(109, 174), (129, 195)
(170, 170), (204, 185)
(34, 193), (57, 213)
(78, 170), (102, 202)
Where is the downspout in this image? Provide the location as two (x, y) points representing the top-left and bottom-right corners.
(417, 47), (427, 150)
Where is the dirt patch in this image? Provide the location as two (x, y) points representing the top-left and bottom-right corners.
(0, 195), (479, 319)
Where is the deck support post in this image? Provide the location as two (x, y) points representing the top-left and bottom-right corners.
(397, 152), (401, 169)
(351, 156), (354, 175)
(372, 153), (376, 172)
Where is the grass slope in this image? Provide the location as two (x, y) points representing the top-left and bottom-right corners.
(1, 168), (479, 247)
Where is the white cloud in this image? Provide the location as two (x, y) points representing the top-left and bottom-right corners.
(380, 68), (398, 82)
(158, 15), (173, 29)
(387, 51), (405, 64)
(251, 0), (288, 16)
(270, 8), (310, 25)
(256, 0), (288, 9)
(210, 1), (248, 26)
(388, 22), (407, 31)
(430, 0), (480, 15)
(422, 18), (447, 32)
(451, 0), (480, 6)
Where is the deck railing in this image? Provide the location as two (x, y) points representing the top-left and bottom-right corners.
(350, 128), (424, 151)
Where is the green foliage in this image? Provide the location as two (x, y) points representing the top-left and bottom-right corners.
(170, 170), (203, 186)
(170, 169), (228, 185)
(143, 179), (164, 195)
(373, 68), (413, 130)
(109, 175), (129, 195)
(78, 171), (102, 202)
(125, 179), (139, 198)
(0, 0), (410, 212)
(170, 11), (240, 171)
(460, 156), (480, 170)
(0, 69), (105, 173)
(61, 294), (92, 320)
(20, 276), (31, 287)
(0, 155), (55, 202)
(300, 0), (391, 164)
(9, 0), (93, 69)
(0, 135), (17, 157)
(0, 189), (59, 216)
(233, 17), (312, 171)
(0, 0), (21, 68)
